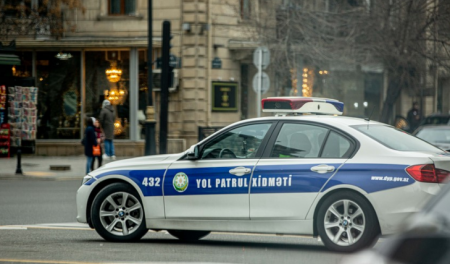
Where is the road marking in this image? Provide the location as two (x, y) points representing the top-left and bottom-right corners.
(0, 260), (235, 264)
(0, 226), (27, 230)
(0, 259), (99, 264)
(0, 223), (311, 238)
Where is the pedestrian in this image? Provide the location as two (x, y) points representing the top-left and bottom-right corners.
(99, 99), (116, 160)
(90, 117), (103, 171)
(407, 102), (421, 133)
(83, 117), (98, 174)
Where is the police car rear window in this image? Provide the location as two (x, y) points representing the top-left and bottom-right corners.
(352, 124), (443, 152)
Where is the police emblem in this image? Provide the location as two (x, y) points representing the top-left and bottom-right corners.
(173, 172), (189, 192)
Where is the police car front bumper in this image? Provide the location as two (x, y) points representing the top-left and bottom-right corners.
(76, 183), (92, 224)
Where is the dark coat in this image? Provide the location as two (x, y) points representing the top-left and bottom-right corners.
(99, 105), (115, 140)
(84, 125), (98, 157)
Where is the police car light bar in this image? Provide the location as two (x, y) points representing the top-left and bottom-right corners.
(261, 97), (344, 115)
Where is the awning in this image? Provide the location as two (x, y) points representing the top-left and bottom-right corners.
(0, 54), (21, 65)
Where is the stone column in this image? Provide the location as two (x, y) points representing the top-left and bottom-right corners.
(181, 0), (208, 147)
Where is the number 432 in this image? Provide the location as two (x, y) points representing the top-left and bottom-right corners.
(142, 177), (161, 187)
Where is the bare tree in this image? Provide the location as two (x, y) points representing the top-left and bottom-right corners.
(253, 0), (450, 123)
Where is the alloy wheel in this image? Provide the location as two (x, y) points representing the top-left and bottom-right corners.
(323, 199), (366, 246)
(99, 192), (144, 237)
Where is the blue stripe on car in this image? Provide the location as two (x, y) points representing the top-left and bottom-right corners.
(89, 163), (414, 197)
(321, 164), (413, 193)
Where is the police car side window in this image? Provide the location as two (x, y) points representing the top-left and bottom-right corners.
(201, 123), (272, 159)
(270, 123), (328, 158)
(321, 131), (351, 158)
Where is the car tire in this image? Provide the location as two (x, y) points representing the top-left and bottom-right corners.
(168, 230), (210, 241)
(317, 191), (380, 252)
(91, 183), (148, 242)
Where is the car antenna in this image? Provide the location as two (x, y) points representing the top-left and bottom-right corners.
(365, 106), (376, 129)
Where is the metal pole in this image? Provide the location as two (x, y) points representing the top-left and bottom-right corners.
(16, 96), (22, 175)
(257, 49), (262, 117)
(144, 0), (156, 155)
(159, 21), (171, 155)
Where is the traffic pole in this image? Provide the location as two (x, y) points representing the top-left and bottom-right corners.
(257, 49), (262, 117)
(159, 21), (171, 154)
(145, 0), (156, 155)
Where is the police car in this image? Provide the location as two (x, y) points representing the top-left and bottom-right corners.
(76, 97), (450, 252)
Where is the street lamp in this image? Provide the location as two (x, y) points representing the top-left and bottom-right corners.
(145, 0), (156, 155)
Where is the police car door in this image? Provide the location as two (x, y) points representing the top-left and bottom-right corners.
(164, 122), (276, 219)
(250, 121), (356, 219)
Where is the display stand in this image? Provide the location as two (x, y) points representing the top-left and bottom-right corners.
(7, 85), (38, 150)
(0, 84), (9, 158)
(0, 123), (10, 158)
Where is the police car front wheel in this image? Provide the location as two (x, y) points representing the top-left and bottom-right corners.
(168, 230), (211, 241)
(317, 191), (380, 252)
(91, 183), (148, 242)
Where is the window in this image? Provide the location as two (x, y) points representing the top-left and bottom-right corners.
(109, 0), (135, 15)
(240, 0), (251, 20)
(321, 131), (352, 158)
(415, 128), (450, 145)
(85, 51), (130, 139)
(36, 51), (81, 139)
(270, 123), (328, 158)
(353, 125), (443, 152)
(201, 123), (272, 159)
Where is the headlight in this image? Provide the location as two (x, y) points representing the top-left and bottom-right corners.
(81, 175), (93, 186)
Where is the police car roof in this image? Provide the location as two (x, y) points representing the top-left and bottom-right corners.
(236, 115), (382, 127)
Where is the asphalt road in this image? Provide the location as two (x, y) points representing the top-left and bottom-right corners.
(0, 179), (350, 264)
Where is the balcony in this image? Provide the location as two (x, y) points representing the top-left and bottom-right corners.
(0, 7), (64, 40)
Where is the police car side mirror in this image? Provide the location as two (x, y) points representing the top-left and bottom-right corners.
(187, 145), (200, 160)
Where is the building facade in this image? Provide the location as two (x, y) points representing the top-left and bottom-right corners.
(3, 0), (447, 156)
(1, 0), (272, 156)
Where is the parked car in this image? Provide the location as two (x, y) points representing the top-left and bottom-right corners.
(343, 176), (450, 264)
(413, 126), (450, 151)
(420, 114), (450, 126)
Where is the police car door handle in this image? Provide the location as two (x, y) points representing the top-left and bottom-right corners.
(311, 165), (335, 174)
(229, 167), (252, 176)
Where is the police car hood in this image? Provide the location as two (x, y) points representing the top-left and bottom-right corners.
(90, 153), (182, 176)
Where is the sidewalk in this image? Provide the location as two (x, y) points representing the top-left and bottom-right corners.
(0, 156), (127, 180)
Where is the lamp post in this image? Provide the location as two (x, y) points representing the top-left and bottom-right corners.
(145, 0), (156, 155)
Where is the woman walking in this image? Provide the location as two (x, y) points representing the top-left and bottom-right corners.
(90, 118), (103, 171)
(83, 117), (98, 174)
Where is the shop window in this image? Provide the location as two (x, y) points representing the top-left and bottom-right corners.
(36, 51), (81, 139)
(12, 52), (32, 78)
(138, 49), (161, 140)
(85, 51), (130, 139)
(109, 0), (136, 15)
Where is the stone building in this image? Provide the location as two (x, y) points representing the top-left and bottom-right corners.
(1, 0), (273, 155)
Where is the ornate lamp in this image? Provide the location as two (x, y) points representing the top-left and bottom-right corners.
(104, 85), (127, 106)
(106, 61), (122, 83)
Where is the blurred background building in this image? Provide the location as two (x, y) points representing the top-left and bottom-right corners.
(1, 0), (448, 155)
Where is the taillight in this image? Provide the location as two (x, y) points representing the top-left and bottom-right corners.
(436, 169), (450, 183)
(406, 164), (450, 183)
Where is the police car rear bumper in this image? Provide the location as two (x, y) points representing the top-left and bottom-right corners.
(369, 181), (441, 235)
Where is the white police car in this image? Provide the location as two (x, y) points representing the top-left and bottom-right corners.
(76, 97), (450, 252)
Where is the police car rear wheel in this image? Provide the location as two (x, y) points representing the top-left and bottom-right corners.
(168, 230), (210, 241)
(91, 183), (148, 242)
(317, 191), (380, 252)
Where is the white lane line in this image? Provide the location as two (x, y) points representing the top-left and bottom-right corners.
(0, 226), (27, 230)
(0, 260), (237, 264)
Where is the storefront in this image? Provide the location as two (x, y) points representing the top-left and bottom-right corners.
(9, 48), (160, 156)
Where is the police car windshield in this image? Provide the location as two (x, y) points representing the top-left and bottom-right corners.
(352, 124), (444, 152)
